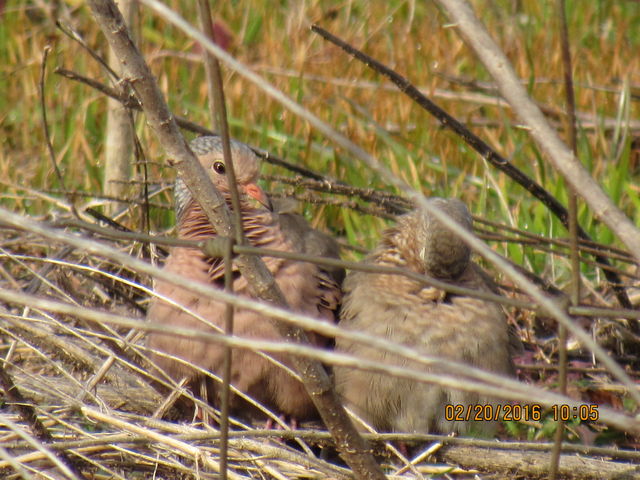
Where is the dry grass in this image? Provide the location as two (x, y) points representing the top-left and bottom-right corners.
(1, 0), (640, 478)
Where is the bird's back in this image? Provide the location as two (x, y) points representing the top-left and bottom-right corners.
(335, 201), (513, 435)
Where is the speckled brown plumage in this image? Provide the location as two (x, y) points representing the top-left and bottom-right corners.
(334, 198), (513, 435)
(146, 136), (342, 420)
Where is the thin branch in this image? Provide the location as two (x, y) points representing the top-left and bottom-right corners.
(196, 1), (242, 474)
(54, 68), (213, 135)
(551, 1), (579, 476)
(40, 46), (79, 222)
(103, 0), (138, 217)
(265, 174), (409, 213)
(474, 217), (635, 264)
(52, 216), (532, 309)
(269, 190), (397, 219)
(40, 47), (64, 192)
(56, 20), (119, 80)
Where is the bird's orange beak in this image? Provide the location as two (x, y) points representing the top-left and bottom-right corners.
(243, 183), (273, 211)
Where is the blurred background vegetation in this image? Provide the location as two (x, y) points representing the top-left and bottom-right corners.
(1, 0), (639, 289)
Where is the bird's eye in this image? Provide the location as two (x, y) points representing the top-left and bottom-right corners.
(213, 162), (226, 175)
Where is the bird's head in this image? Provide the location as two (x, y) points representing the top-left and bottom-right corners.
(405, 198), (473, 280)
(174, 136), (271, 219)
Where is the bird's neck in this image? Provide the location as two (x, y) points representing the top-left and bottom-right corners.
(177, 198), (272, 242)
(373, 228), (419, 272)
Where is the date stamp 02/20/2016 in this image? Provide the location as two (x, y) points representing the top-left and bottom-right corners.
(444, 403), (600, 423)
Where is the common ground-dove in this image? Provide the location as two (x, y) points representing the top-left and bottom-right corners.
(334, 198), (513, 435)
(146, 136), (342, 421)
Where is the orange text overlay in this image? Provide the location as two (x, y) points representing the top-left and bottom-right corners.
(444, 403), (600, 422)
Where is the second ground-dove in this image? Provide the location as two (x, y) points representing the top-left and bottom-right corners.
(334, 198), (513, 435)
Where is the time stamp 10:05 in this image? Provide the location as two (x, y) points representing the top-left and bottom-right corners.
(444, 404), (599, 422)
